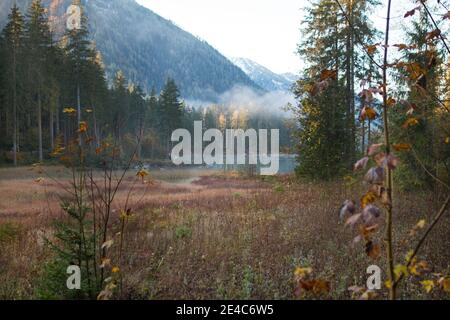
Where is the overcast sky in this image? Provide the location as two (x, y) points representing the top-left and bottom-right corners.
(136, 0), (432, 75)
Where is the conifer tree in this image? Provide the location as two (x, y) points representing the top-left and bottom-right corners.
(2, 4), (25, 166)
(25, 0), (52, 161)
(158, 78), (184, 155)
(293, 0), (379, 179)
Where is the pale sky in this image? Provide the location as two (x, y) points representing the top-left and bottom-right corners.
(136, 0), (441, 75)
(137, 0), (303, 74)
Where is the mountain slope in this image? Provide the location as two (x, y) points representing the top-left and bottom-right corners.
(230, 57), (296, 92)
(0, 0), (261, 100)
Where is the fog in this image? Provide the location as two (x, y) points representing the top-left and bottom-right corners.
(186, 85), (296, 117)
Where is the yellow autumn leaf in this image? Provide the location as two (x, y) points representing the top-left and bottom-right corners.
(136, 169), (149, 179)
(361, 191), (377, 209)
(445, 137), (450, 144)
(63, 107), (77, 114)
(294, 267), (313, 279)
(420, 280), (435, 293)
(409, 262), (421, 276)
(385, 280), (392, 289)
(112, 266), (120, 273)
(442, 278), (450, 293)
(394, 264), (408, 280)
(405, 250), (414, 263)
(416, 219), (426, 229)
(402, 117), (419, 129)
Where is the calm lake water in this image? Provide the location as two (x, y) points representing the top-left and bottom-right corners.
(205, 154), (297, 174)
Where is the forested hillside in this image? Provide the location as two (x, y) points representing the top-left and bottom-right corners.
(0, 0), (260, 101)
(0, 0), (289, 166)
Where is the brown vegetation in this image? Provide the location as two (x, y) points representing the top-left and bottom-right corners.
(0, 167), (448, 299)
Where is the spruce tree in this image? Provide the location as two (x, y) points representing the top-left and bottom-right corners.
(64, 1), (95, 126)
(293, 0), (379, 179)
(2, 4), (25, 166)
(391, 10), (449, 190)
(158, 78), (183, 155)
(25, 0), (52, 162)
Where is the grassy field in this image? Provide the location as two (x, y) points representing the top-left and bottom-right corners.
(0, 166), (448, 299)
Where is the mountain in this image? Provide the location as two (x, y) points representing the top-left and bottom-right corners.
(0, 0), (261, 101)
(230, 57), (296, 92)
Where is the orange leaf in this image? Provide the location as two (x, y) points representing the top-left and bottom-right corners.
(402, 117), (419, 129)
(387, 97), (396, 107)
(365, 241), (381, 259)
(425, 29), (441, 41)
(366, 44), (378, 55)
(320, 69), (337, 81)
(360, 106), (377, 120)
(392, 143), (411, 151)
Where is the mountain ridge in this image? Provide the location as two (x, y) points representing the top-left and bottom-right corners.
(230, 57), (296, 92)
(0, 0), (262, 101)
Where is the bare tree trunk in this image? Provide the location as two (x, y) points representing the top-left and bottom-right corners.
(12, 47), (18, 166)
(381, 0), (395, 300)
(38, 89), (43, 162)
(77, 83), (81, 146)
(56, 102), (60, 136)
(345, 1), (353, 167)
(50, 109), (54, 150)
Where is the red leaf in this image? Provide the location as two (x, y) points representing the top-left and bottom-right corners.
(368, 143), (383, 156)
(345, 213), (362, 227)
(404, 7), (420, 18)
(339, 200), (356, 221)
(354, 157), (369, 171)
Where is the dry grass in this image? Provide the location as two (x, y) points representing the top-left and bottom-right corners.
(0, 166), (449, 299)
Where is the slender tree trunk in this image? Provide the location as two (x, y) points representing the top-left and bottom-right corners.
(56, 100), (60, 136)
(12, 47), (18, 166)
(345, 1), (353, 167)
(92, 104), (100, 147)
(77, 83), (81, 146)
(350, 2), (356, 163)
(77, 83), (81, 123)
(50, 109), (54, 150)
(38, 89), (43, 162)
(381, 0), (396, 300)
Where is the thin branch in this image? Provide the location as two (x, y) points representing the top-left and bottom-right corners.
(419, 0), (450, 54)
(394, 193), (450, 287)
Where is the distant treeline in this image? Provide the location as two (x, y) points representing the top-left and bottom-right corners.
(0, 1), (291, 166)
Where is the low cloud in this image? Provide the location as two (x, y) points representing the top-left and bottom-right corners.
(186, 85), (296, 117)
